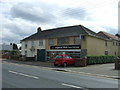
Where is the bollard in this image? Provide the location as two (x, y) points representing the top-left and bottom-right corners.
(115, 58), (120, 70)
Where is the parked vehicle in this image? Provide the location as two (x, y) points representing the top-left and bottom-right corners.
(53, 54), (76, 67)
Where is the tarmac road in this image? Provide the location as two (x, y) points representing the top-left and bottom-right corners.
(2, 61), (119, 89)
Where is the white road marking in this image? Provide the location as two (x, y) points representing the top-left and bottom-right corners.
(62, 83), (83, 88)
(9, 70), (39, 79)
(4, 61), (118, 79)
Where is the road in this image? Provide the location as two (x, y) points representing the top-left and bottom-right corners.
(2, 61), (119, 89)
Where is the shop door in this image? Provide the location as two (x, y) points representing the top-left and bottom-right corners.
(37, 49), (46, 61)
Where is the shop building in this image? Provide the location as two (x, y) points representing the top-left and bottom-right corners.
(21, 25), (120, 61)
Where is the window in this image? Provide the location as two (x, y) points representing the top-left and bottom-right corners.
(116, 42), (118, 46)
(113, 41), (115, 46)
(105, 41), (107, 47)
(115, 52), (116, 55)
(55, 55), (63, 59)
(31, 41), (35, 46)
(48, 39), (54, 45)
(105, 51), (108, 55)
(64, 56), (72, 59)
(57, 37), (69, 45)
(74, 37), (80, 44)
(39, 40), (43, 46)
(25, 51), (27, 56)
(25, 43), (27, 48)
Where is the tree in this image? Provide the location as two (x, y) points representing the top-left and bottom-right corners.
(13, 43), (18, 50)
(115, 34), (120, 38)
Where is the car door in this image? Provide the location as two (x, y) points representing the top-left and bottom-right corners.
(64, 55), (72, 64)
(55, 55), (63, 64)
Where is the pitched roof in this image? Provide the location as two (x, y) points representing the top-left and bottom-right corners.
(21, 25), (102, 41)
(97, 31), (120, 41)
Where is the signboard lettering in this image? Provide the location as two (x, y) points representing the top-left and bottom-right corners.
(50, 45), (81, 49)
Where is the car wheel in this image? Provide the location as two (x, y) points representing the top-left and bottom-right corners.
(63, 62), (67, 67)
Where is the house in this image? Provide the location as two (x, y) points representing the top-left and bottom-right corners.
(21, 25), (120, 61)
(97, 31), (120, 56)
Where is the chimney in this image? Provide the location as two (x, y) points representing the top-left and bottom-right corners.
(37, 27), (42, 33)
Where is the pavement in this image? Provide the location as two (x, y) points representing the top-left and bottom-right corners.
(2, 59), (120, 79)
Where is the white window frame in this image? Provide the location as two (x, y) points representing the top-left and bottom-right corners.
(39, 40), (43, 46)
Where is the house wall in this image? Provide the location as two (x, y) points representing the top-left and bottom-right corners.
(107, 40), (119, 56)
(86, 35), (106, 56)
(86, 35), (119, 56)
(45, 36), (82, 50)
(21, 40), (45, 57)
(21, 35), (119, 57)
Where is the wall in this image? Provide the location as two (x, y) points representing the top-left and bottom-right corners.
(21, 40), (45, 57)
(86, 35), (119, 56)
(45, 36), (82, 50)
(106, 40), (119, 56)
(21, 35), (119, 57)
(86, 35), (106, 56)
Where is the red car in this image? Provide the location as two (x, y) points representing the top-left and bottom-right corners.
(54, 54), (76, 67)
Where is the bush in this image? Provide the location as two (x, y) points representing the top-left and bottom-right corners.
(87, 55), (116, 65)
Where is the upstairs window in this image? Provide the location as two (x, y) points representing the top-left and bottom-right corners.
(48, 39), (54, 45)
(113, 41), (115, 46)
(57, 37), (69, 45)
(25, 43), (27, 48)
(39, 40), (43, 46)
(74, 37), (80, 44)
(31, 41), (35, 46)
(105, 41), (107, 47)
(116, 42), (118, 46)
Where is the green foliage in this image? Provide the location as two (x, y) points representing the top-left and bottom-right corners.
(13, 43), (18, 50)
(115, 34), (120, 38)
(87, 55), (116, 65)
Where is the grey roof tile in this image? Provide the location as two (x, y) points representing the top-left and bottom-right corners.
(21, 25), (100, 41)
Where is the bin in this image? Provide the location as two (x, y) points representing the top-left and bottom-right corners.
(74, 58), (87, 67)
(115, 58), (120, 70)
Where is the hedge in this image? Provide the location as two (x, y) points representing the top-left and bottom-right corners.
(87, 56), (117, 65)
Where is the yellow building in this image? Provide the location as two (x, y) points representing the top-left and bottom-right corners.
(21, 25), (120, 61)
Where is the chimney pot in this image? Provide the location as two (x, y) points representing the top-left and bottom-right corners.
(37, 27), (42, 33)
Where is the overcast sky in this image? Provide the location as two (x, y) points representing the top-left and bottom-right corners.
(1, 0), (119, 46)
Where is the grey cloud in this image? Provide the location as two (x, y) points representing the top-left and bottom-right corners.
(2, 31), (21, 44)
(63, 7), (87, 20)
(101, 26), (118, 35)
(10, 3), (56, 23)
(4, 23), (35, 37)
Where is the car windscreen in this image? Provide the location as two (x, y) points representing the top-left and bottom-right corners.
(55, 55), (63, 59)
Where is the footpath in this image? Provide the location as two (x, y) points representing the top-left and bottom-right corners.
(2, 59), (119, 79)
